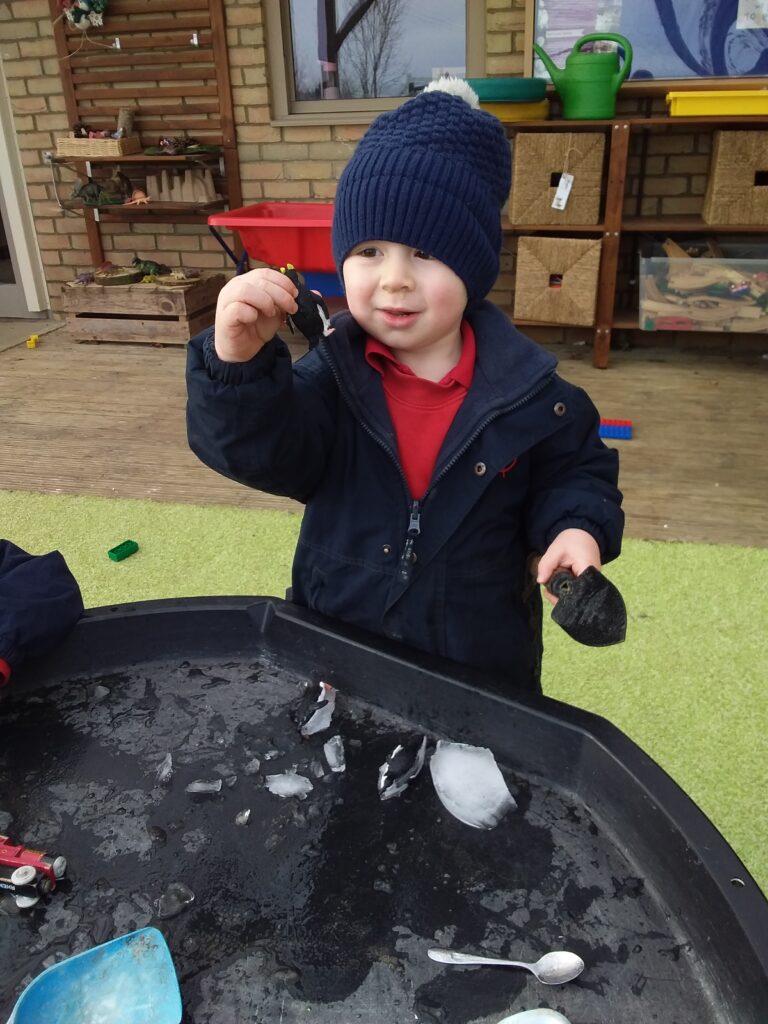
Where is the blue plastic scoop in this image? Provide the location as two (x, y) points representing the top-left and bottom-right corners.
(6, 927), (182, 1024)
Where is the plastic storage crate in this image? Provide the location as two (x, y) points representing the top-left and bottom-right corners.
(639, 256), (768, 331)
(208, 202), (335, 271)
(667, 90), (768, 116)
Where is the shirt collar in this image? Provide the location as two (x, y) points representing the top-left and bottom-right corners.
(365, 320), (475, 387)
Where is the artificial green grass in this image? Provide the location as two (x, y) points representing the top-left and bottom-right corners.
(1, 488), (766, 896)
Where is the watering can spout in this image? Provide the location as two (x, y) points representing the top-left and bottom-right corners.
(533, 43), (561, 89)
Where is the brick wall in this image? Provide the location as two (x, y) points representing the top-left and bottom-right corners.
(1, 0), (87, 299)
(0, 0), (371, 312)
(1, 0), (741, 352)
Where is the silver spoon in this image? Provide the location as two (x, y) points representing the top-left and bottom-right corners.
(427, 948), (585, 985)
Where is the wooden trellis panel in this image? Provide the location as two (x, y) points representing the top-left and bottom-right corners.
(49, 0), (242, 264)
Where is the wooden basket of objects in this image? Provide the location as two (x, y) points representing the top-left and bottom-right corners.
(55, 134), (143, 158)
(61, 274), (225, 345)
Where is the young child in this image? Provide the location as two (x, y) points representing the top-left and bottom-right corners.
(0, 540), (84, 690)
(186, 78), (623, 691)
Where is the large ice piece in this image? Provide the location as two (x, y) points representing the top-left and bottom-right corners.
(429, 740), (517, 829)
(265, 771), (314, 800)
(497, 1011), (572, 1024)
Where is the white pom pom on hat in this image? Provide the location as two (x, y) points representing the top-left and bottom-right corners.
(422, 75), (480, 109)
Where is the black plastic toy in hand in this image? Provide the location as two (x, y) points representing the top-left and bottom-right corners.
(279, 264), (334, 348)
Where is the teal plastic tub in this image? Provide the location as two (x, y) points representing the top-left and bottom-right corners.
(466, 77), (547, 103)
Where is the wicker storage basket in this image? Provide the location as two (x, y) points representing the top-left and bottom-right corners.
(513, 236), (602, 326)
(703, 131), (768, 225)
(55, 134), (143, 158)
(509, 132), (605, 225)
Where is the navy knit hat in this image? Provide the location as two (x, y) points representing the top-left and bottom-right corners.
(332, 77), (511, 306)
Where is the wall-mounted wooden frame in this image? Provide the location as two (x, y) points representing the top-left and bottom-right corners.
(523, 0), (768, 95)
(48, 0), (242, 266)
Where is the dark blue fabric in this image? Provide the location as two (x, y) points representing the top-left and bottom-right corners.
(332, 86), (511, 305)
(186, 302), (623, 691)
(0, 540), (84, 675)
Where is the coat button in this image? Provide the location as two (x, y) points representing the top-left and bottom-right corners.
(382, 544), (392, 556)
(474, 462), (487, 476)
(554, 401), (567, 416)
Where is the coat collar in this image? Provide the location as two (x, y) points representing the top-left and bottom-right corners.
(319, 302), (558, 446)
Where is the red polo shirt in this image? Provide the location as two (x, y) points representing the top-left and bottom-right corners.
(0, 658), (11, 687)
(365, 320), (476, 499)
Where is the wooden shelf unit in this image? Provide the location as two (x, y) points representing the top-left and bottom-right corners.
(505, 114), (768, 367)
(53, 153), (223, 166)
(61, 199), (226, 216)
(49, 0), (241, 266)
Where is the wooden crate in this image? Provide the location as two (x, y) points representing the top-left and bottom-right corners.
(61, 275), (225, 345)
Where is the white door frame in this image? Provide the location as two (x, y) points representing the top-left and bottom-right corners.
(0, 56), (49, 317)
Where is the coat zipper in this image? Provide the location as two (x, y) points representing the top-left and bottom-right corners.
(397, 499), (421, 581)
(320, 343), (554, 584)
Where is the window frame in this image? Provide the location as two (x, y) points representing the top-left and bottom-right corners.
(264, 0), (486, 125)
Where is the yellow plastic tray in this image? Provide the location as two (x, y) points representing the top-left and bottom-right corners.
(667, 90), (768, 116)
(480, 98), (550, 122)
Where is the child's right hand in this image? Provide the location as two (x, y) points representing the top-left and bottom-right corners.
(214, 268), (299, 363)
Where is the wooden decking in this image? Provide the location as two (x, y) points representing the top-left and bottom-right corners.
(0, 326), (766, 547)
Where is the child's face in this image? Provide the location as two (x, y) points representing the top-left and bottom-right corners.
(342, 241), (467, 360)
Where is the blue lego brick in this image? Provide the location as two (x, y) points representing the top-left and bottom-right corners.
(599, 422), (633, 440)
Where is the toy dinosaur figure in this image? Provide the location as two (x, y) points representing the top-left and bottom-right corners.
(71, 177), (102, 206)
(279, 264), (334, 348)
(167, 268), (201, 281)
(132, 256), (170, 277)
(100, 167), (133, 203)
(123, 189), (151, 206)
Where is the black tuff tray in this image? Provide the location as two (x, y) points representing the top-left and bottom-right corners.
(1, 598), (766, 1024)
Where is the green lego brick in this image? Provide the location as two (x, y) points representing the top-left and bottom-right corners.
(107, 540), (139, 562)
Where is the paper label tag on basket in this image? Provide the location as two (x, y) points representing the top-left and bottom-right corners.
(552, 173), (574, 210)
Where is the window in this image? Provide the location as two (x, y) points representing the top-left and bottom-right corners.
(265, 0), (485, 122)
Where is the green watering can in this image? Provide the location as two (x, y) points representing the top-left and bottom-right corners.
(534, 33), (633, 119)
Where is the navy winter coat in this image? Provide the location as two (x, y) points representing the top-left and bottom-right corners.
(0, 540), (84, 685)
(186, 302), (623, 690)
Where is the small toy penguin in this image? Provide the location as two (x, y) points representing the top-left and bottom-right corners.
(377, 735), (428, 801)
(294, 681), (337, 738)
(280, 264), (334, 348)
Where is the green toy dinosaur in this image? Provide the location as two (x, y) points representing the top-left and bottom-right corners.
(132, 256), (171, 277)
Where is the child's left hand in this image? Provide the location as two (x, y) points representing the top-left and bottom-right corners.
(535, 528), (601, 606)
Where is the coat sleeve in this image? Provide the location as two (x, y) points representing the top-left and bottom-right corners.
(185, 328), (339, 503)
(0, 540), (84, 684)
(524, 382), (624, 563)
